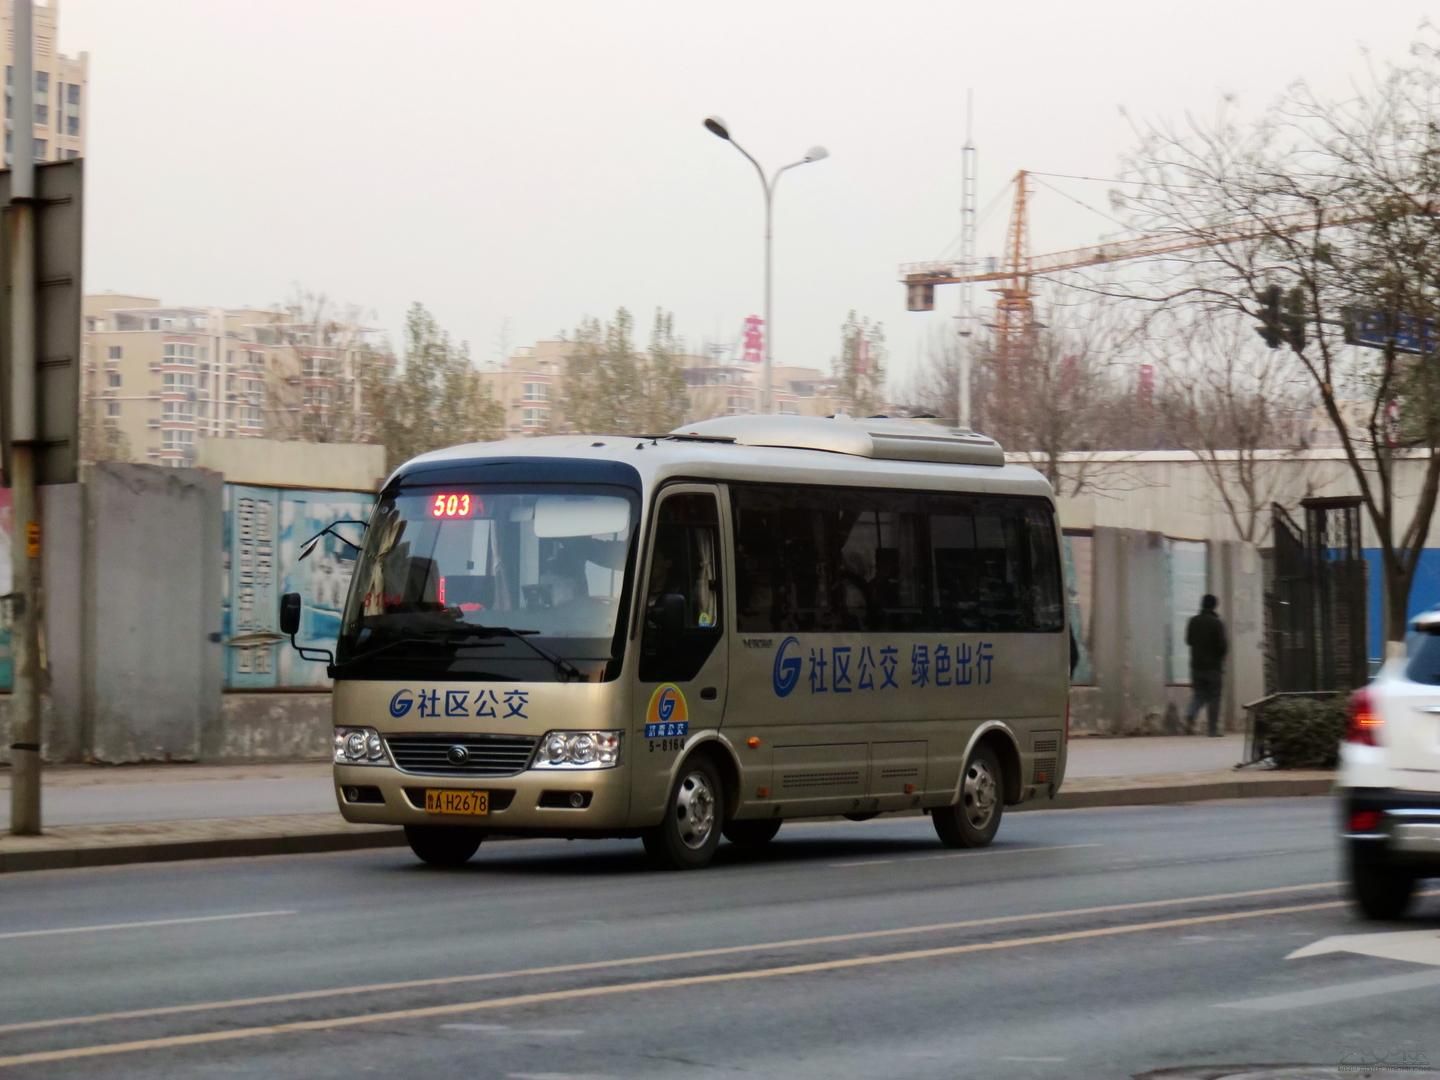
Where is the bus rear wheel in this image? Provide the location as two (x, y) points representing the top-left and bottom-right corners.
(723, 818), (782, 847)
(404, 825), (484, 867)
(643, 756), (723, 870)
(933, 743), (1003, 849)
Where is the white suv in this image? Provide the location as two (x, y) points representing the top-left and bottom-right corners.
(1339, 610), (1440, 920)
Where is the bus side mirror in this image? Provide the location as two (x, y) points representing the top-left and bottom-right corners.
(280, 592), (302, 637)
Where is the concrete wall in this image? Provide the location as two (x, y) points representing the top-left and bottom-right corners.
(210, 694), (332, 761)
(1046, 448), (1437, 548)
(83, 465), (224, 762)
(195, 438), (385, 492)
(1069, 529), (1263, 735)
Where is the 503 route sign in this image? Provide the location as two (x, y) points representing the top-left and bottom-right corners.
(0, 159), (83, 486)
(1343, 306), (1438, 357)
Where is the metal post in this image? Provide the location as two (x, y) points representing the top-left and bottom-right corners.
(958, 90), (977, 430)
(762, 182), (773, 415)
(9, 0), (42, 836)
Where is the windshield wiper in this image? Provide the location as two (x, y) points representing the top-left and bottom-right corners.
(456, 626), (585, 683)
(332, 635), (498, 672)
(336, 622), (590, 682)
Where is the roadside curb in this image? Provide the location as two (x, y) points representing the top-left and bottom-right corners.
(1024, 775), (1336, 812)
(0, 826), (407, 874)
(0, 773), (1335, 874)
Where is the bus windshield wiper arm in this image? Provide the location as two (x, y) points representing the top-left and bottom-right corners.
(335, 635), (496, 670)
(458, 626), (585, 683)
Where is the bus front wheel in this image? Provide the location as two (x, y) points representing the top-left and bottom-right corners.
(643, 756), (724, 870)
(404, 825), (484, 867)
(933, 743), (1003, 849)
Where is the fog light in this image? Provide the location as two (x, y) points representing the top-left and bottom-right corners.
(344, 786), (359, 802)
(569, 792), (585, 808)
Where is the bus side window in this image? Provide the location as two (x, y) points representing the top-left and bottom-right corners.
(640, 492), (722, 682)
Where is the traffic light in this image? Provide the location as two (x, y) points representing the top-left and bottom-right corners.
(1256, 285), (1283, 349)
(1283, 286), (1307, 352)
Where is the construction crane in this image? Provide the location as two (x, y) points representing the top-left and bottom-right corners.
(901, 169), (1375, 388)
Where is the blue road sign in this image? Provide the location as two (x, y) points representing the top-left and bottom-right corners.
(1345, 307), (1438, 356)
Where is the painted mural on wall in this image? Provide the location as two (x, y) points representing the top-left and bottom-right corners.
(223, 485), (372, 689)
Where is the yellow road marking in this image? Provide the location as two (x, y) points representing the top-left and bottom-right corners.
(0, 895), (1347, 1069)
(0, 879), (1341, 1038)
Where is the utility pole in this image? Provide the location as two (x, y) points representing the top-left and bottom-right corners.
(956, 90), (977, 430)
(8, 0), (42, 835)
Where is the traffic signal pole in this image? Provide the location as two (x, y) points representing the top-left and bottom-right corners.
(8, 0), (43, 836)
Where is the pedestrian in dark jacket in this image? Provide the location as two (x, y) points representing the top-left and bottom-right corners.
(1186, 594), (1228, 737)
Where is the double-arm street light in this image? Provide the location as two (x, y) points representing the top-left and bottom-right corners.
(703, 116), (828, 415)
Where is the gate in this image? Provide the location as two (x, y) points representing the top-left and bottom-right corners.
(1267, 496), (1368, 692)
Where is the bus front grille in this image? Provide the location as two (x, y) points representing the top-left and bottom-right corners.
(386, 734), (539, 777)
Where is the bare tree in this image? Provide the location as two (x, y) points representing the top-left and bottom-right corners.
(558, 307), (689, 434)
(262, 288), (385, 444)
(834, 311), (888, 416)
(363, 303), (505, 472)
(1115, 33), (1440, 642)
(1151, 312), (1314, 542)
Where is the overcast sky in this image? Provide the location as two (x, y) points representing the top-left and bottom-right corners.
(62, 0), (1432, 393)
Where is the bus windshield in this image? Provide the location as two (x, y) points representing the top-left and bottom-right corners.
(337, 485), (638, 680)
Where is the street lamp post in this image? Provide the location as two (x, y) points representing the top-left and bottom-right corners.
(704, 116), (827, 415)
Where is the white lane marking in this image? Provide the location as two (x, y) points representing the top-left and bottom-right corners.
(830, 842), (1099, 869)
(0, 910), (296, 941)
(1216, 970), (1440, 1012)
(0, 880), (1344, 1037)
(1288, 929), (1440, 967)
(441, 1023), (511, 1033)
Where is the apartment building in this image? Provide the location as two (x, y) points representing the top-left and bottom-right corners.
(2, 0), (87, 166)
(479, 341), (565, 437)
(82, 294), (379, 466)
(682, 354), (847, 420)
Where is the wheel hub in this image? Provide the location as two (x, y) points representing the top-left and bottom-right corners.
(675, 771), (717, 850)
(963, 759), (998, 831)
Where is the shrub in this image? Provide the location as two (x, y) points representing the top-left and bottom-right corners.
(1261, 696), (1348, 769)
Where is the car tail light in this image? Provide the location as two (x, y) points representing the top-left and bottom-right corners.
(1348, 809), (1382, 833)
(1346, 688), (1382, 745)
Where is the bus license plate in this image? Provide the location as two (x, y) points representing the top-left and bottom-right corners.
(425, 789), (489, 816)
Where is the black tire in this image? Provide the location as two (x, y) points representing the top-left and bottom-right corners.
(933, 742), (1004, 849)
(643, 756), (724, 870)
(723, 817), (782, 846)
(1349, 844), (1417, 921)
(404, 825), (484, 867)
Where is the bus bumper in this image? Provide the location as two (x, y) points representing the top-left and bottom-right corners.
(333, 763), (633, 832)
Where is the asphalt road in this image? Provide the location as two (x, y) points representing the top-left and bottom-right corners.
(4, 797), (1438, 1079)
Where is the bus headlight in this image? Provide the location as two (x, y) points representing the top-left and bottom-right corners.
(335, 727), (390, 766)
(534, 730), (621, 769)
